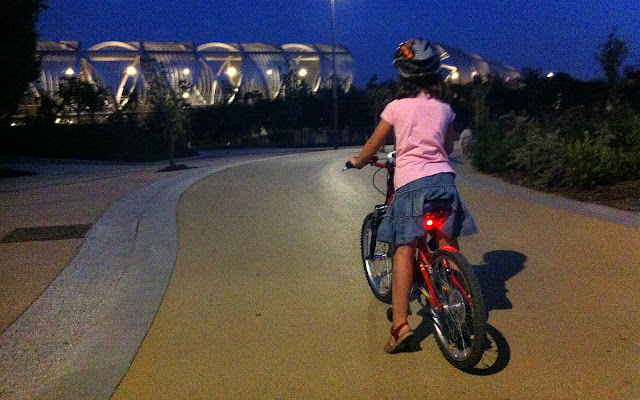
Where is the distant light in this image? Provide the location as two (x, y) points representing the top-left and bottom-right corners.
(547, 72), (554, 78)
(55, 118), (61, 124)
(227, 66), (238, 77)
(471, 71), (477, 78)
(65, 68), (75, 76)
(266, 69), (273, 76)
(298, 68), (308, 77)
(126, 66), (137, 75)
(451, 71), (460, 81)
(183, 68), (191, 75)
(10, 122), (17, 127)
(182, 92), (190, 99)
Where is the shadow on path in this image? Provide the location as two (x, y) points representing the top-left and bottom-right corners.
(474, 250), (527, 313)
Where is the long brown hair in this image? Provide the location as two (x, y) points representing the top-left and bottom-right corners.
(394, 75), (447, 101)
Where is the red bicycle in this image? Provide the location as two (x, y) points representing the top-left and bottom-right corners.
(346, 151), (487, 370)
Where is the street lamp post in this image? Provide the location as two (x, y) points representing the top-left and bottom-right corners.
(330, 0), (339, 148)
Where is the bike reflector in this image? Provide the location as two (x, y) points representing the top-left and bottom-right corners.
(424, 211), (448, 231)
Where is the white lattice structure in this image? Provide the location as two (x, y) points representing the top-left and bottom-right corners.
(434, 43), (520, 84)
(34, 41), (354, 109)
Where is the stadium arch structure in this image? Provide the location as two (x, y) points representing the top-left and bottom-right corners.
(433, 42), (520, 84)
(33, 41), (354, 109)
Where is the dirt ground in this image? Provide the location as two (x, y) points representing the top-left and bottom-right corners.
(492, 171), (640, 212)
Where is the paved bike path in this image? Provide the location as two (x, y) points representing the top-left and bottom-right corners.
(112, 149), (639, 399)
(0, 150), (305, 399)
(0, 148), (637, 399)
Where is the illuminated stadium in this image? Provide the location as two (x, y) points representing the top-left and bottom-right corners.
(33, 41), (355, 109)
(32, 40), (518, 110)
(434, 42), (521, 84)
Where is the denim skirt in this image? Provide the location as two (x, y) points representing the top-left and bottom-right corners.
(376, 173), (478, 246)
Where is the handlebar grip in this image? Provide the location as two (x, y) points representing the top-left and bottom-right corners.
(345, 161), (354, 169)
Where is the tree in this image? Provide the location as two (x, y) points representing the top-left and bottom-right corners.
(58, 77), (110, 123)
(34, 92), (61, 125)
(0, 0), (47, 122)
(141, 56), (190, 169)
(597, 27), (629, 85)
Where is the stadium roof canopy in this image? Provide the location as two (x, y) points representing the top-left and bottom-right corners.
(34, 41), (354, 109)
(32, 40), (518, 110)
(433, 42), (520, 84)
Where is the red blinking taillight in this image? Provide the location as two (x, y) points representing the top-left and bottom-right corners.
(424, 211), (448, 231)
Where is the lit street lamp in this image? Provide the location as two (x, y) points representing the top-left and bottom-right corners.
(330, 0), (339, 148)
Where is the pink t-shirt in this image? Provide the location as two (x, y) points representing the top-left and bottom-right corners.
(380, 93), (456, 189)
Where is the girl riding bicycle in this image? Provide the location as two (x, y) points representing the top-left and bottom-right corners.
(349, 38), (478, 354)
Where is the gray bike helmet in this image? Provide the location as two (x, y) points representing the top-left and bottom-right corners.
(393, 38), (442, 80)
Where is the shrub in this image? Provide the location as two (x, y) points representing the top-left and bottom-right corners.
(509, 126), (569, 189)
(472, 119), (512, 172)
(472, 114), (529, 173)
(566, 133), (625, 189)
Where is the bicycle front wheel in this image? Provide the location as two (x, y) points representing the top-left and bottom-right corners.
(429, 248), (487, 370)
(360, 212), (393, 303)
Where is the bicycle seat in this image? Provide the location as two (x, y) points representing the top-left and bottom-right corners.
(423, 200), (452, 214)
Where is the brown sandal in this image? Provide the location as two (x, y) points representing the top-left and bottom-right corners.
(384, 321), (415, 354)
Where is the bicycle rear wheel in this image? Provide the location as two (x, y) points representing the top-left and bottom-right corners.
(428, 248), (487, 370)
(360, 212), (393, 303)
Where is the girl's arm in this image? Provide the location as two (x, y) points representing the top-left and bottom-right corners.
(349, 119), (394, 168)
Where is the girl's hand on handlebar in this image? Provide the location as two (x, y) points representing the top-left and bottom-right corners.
(348, 156), (363, 169)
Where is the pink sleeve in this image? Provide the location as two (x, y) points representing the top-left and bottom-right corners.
(380, 101), (396, 125)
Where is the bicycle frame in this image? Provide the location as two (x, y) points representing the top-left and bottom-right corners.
(371, 155), (469, 314)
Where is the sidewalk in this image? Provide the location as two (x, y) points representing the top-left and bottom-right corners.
(2, 148), (638, 335)
(1, 147), (638, 399)
(0, 149), (303, 334)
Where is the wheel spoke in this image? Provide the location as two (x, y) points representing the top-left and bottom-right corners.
(361, 213), (392, 303)
(429, 250), (487, 368)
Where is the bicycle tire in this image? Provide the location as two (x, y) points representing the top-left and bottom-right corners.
(360, 212), (393, 304)
(428, 248), (487, 370)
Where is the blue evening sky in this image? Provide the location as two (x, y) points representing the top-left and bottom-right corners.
(37, 0), (640, 87)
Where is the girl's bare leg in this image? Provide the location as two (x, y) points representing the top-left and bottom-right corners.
(388, 243), (416, 346)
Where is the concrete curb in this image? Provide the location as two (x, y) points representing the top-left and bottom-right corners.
(0, 156), (281, 399)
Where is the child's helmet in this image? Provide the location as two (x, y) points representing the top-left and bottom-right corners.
(393, 38), (442, 80)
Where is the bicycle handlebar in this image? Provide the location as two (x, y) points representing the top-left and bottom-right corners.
(342, 156), (381, 171)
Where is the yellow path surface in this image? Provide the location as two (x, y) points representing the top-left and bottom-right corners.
(114, 150), (639, 399)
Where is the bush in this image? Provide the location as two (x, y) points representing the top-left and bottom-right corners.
(566, 134), (625, 189)
(0, 123), (183, 162)
(509, 126), (569, 189)
(472, 114), (530, 173)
